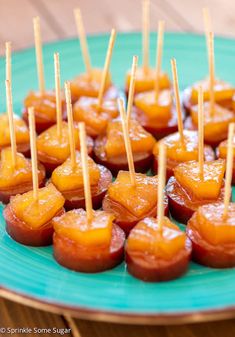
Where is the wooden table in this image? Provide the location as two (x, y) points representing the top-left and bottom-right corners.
(1, 0), (235, 336)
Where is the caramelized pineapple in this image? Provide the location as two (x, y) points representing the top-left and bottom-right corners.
(73, 97), (119, 137)
(126, 216), (186, 260)
(174, 159), (225, 200)
(11, 183), (65, 229)
(125, 67), (170, 94)
(134, 90), (172, 121)
(51, 152), (100, 192)
(0, 114), (29, 148)
(108, 171), (159, 217)
(53, 208), (113, 247)
(104, 119), (156, 159)
(70, 68), (112, 101)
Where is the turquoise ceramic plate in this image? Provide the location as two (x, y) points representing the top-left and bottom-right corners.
(0, 32), (235, 325)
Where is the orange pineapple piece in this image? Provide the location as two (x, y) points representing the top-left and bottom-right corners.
(126, 217), (186, 260)
(197, 203), (235, 245)
(217, 137), (235, 159)
(0, 114), (29, 147)
(174, 159), (225, 200)
(11, 183), (65, 229)
(53, 208), (113, 247)
(134, 89), (173, 121)
(105, 119), (156, 159)
(51, 152), (100, 192)
(126, 67), (170, 94)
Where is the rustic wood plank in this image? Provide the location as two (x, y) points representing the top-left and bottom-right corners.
(0, 0), (58, 51)
(75, 318), (235, 337)
(0, 298), (73, 337)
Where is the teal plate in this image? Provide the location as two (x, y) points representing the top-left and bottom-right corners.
(1, 32), (235, 325)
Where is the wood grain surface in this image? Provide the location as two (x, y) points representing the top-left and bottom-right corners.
(1, 0), (235, 336)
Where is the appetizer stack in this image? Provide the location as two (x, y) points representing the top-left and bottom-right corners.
(2, 3), (235, 282)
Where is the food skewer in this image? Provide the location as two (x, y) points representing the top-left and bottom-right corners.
(126, 55), (138, 126)
(142, 0), (150, 74)
(94, 55), (156, 176)
(208, 31), (215, 114)
(73, 29), (119, 138)
(33, 16), (45, 95)
(187, 123), (235, 268)
(74, 8), (92, 75)
(54, 52), (62, 138)
(52, 121), (125, 273)
(5, 80), (17, 167)
(125, 141), (191, 282)
(154, 21), (164, 100)
(51, 82), (112, 210)
(3, 107), (64, 246)
(223, 123), (235, 218)
(198, 86), (204, 179)
(6, 42), (11, 83)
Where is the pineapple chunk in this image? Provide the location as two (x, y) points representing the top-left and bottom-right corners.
(174, 159), (225, 200)
(190, 78), (234, 104)
(108, 171), (159, 217)
(197, 203), (235, 245)
(0, 114), (29, 146)
(51, 152), (100, 192)
(73, 97), (118, 134)
(53, 208), (113, 247)
(105, 119), (156, 159)
(217, 137), (235, 159)
(191, 102), (235, 141)
(127, 217), (186, 259)
(11, 183), (65, 229)
(126, 67), (170, 93)
(37, 121), (80, 161)
(153, 130), (199, 162)
(0, 148), (33, 188)
(70, 68), (111, 99)
(134, 89), (173, 121)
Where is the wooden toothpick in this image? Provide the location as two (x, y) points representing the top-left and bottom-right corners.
(28, 107), (39, 201)
(208, 31), (215, 114)
(126, 55), (138, 128)
(203, 7), (212, 52)
(5, 80), (17, 167)
(33, 16), (45, 94)
(97, 29), (116, 109)
(118, 98), (136, 186)
(64, 81), (76, 168)
(155, 20), (165, 100)
(198, 85), (204, 180)
(223, 123), (235, 219)
(5, 42), (11, 83)
(142, 0), (150, 73)
(54, 53), (62, 138)
(157, 143), (166, 233)
(171, 58), (184, 146)
(78, 122), (93, 223)
(74, 8), (92, 75)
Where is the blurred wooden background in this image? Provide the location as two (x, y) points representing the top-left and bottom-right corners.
(1, 0), (235, 336)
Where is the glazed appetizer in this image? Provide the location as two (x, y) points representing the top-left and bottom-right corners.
(187, 123), (235, 268)
(217, 137), (235, 184)
(4, 108), (65, 246)
(153, 60), (214, 178)
(184, 32), (235, 147)
(23, 18), (66, 133)
(133, 54), (181, 139)
(51, 82), (112, 210)
(183, 10), (235, 113)
(94, 56), (156, 175)
(125, 6), (170, 95)
(102, 98), (168, 235)
(1, 43), (30, 156)
(53, 122), (125, 272)
(126, 143), (192, 282)
(36, 54), (93, 174)
(166, 86), (226, 224)
(73, 29), (119, 137)
(70, 9), (119, 102)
